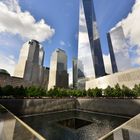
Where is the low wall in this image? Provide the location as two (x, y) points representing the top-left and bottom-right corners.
(0, 99), (76, 116)
(76, 98), (140, 117)
(1, 98), (140, 117)
(86, 68), (140, 90)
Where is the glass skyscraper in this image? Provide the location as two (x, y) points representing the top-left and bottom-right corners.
(107, 33), (118, 73)
(77, 0), (105, 87)
(107, 26), (131, 72)
(48, 49), (68, 90)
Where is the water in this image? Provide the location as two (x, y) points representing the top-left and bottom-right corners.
(21, 110), (129, 140)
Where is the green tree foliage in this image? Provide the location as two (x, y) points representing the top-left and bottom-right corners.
(87, 88), (102, 97)
(26, 86), (46, 97)
(104, 86), (114, 97)
(13, 86), (26, 97)
(113, 84), (123, 97)
(0, 86), (2, 96)
(0, 84), (140, 98)
(133, 84), (140, 97)
(122, 85), (136, 97)
(2, 85), (14, 96)
(47, 87), (61, 97)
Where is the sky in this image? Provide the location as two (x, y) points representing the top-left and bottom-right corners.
(0, 0), (139, 79)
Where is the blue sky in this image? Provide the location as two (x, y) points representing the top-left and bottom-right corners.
(0, 0), (136, 75)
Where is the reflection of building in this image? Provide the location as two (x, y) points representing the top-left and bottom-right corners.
(107, 26), (131, 72)
(39, 46), (45, 66)
(77, 0), (105, 88)
(72, 58), (78, 88)
(14, 40), (49, 88)
(48, 49), (68, 90)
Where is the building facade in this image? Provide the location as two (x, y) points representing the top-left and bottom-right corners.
(107, 33), (118, 73)
(107, 26), (131, 72)
(14, 40), (49, 88)
(86, 68), (140, 90)
(77, 0), (105, 88)
(72, 58), (78, 88)
(0, 69), (32, 87)
(48, 49), (68, 90)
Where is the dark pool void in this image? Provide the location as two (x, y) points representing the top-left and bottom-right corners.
(57, 118), (92, 129)
(21, 110), (129, 140)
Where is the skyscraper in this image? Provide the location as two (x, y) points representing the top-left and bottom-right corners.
(48, 48), (68, 90)
(107, 33), (118, 73)
(72, 58), (78, 88)
(39, 46), (45, 66)
(14, 40), (47, 86)
(107, 26), (131, 72)
(77, 0), (105, 87)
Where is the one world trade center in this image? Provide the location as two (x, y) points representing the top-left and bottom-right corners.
(77, 0), (105, 87)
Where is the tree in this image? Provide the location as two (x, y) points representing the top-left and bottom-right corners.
(0, 86), (3, 96)
(26, 86), (46, 97)
(13, 86), (26, 97)
(113, 84), (123, 97)
(133, 84), (140, 97)
(87, 88), (102, 97)
(122, 85), (136, 97)
(2, 85), (14, 96)
(104, 86), (114, 97)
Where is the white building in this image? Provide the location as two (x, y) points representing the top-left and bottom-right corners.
(48, 48), (68, 90)
(14, 40), (48, 87)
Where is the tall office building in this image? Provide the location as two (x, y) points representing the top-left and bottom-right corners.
(107, 26), (131, 72)
(39, 46), (45, 66)
(38, 46), (45, 84)
(14, 40), (47, 86)
(107, 33), (118, 73)
(72, 58), (78, 88)
(77, 0), (105, 87)
(48, 49), (68, 90)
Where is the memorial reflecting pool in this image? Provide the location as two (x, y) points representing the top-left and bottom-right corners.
(21, 110), (129, 140)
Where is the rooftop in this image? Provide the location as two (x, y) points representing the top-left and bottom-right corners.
(0, 69), (10, 76)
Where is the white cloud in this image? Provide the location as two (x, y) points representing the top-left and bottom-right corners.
(0, 52), (16, 75)
(0, 0), (55, 42)
(110, 0), (140, 67)
(110, 0), (140, 47)
(60, 40), (65, 46)
(122, 0), (140, 66)
(123, 0), (140, 47)
(1, 0), (20, 12)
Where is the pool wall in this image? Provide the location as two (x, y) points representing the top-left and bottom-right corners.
(0, 98), (140, 117)
(0, 99), (76, 116)
(76, 98), (140, 117)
